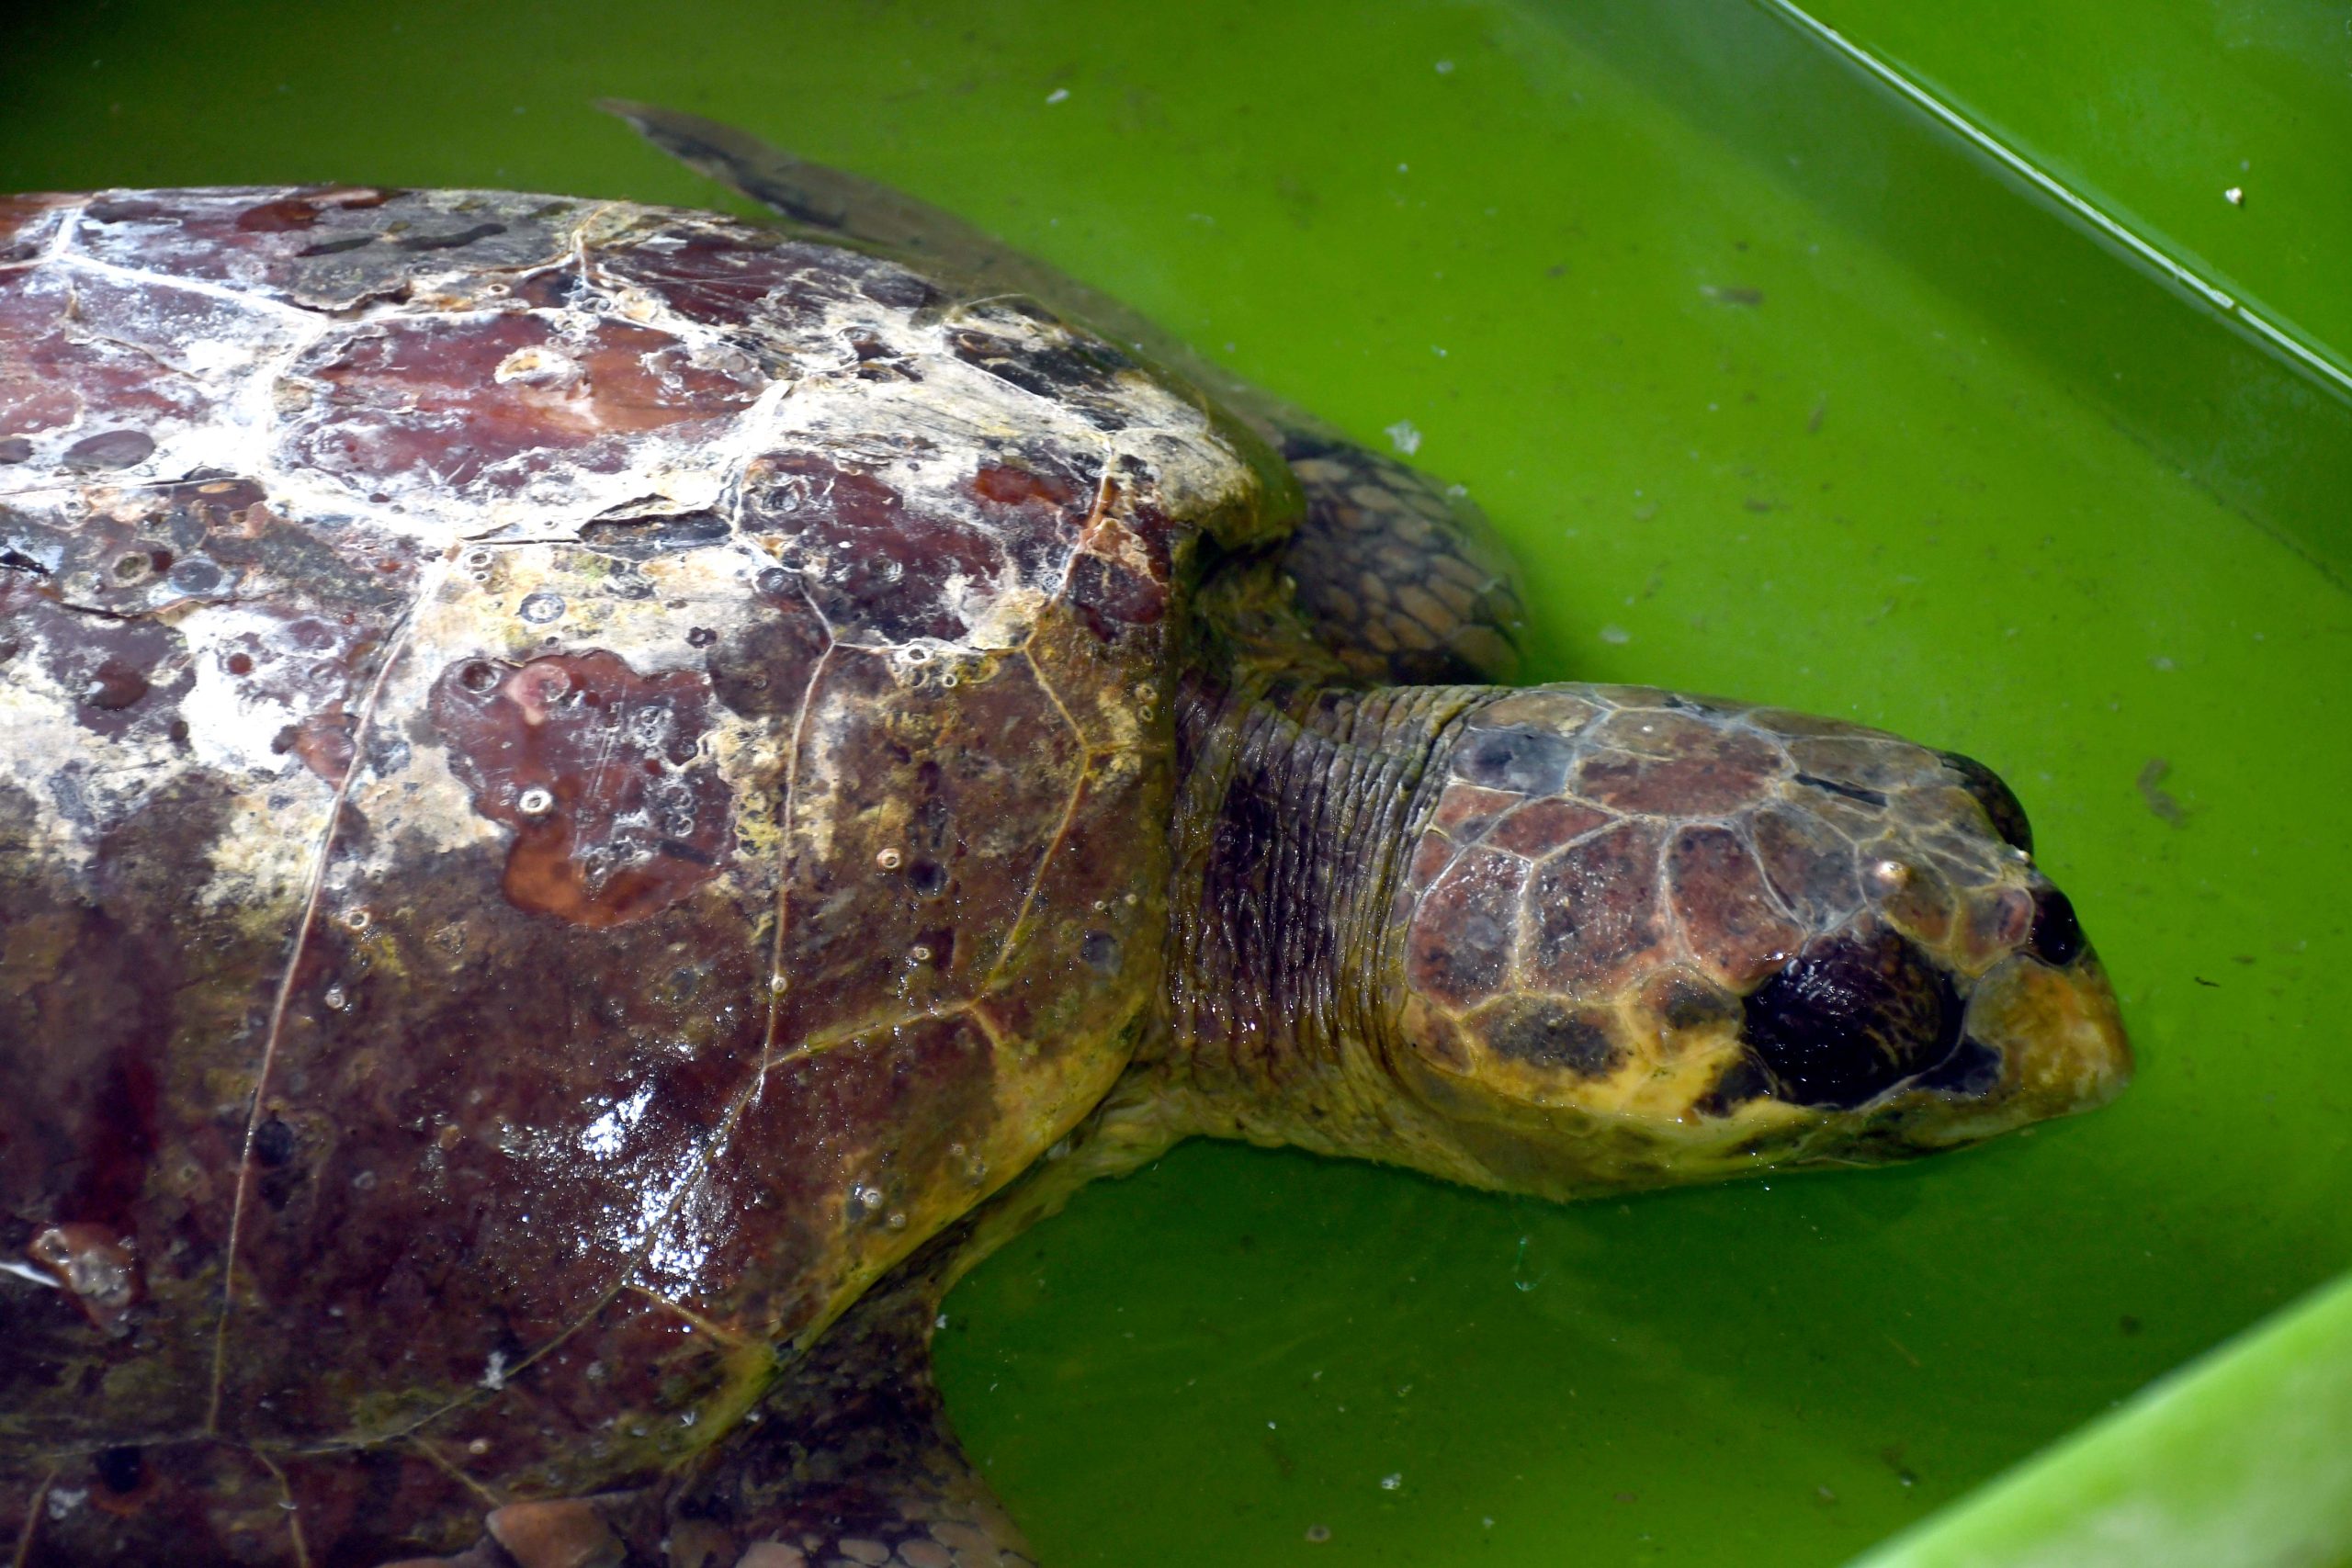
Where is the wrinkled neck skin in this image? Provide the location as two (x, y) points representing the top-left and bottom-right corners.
(1137, 673), (1482, 1169)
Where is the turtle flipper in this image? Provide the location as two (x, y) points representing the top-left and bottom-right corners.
(669, 1262), (1035, 1568)
(374, 1269), (1033, 1568)
(1276, 433), (1527, 685)
(599, 99), (1163, 364)
(601, 99), (1019, 280)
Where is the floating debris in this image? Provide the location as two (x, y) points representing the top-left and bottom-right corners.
(2137, 758), (2187, 826)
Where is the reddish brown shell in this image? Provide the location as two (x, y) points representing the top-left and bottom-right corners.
(0, 186), (1268, 1557)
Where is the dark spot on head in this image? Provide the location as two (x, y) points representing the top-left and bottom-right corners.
(93, 1446), (143, 1495)
(1479, 999), (1624, 1077)
(1915, 1036), (2003, 1096)
(1740, 923), (1962, 1108)
(1080, 931), (1120, 973)
(1453, 726), (1576, 795)
(61, 430), (155, 473)
(1794, 773), (1888, 808)
(1696, 1053), (1772, 1116)
(1647, 970), (1739, 1033)
(1937, 750), (2033, 855)
(686, 626), (717, 649)
(2029, 887), (2084, 966)
(253, 1115), (297, 1168)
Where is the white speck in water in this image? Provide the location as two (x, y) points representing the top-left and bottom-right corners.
(1483, 1517), (1495, 1529)
(2151, 655), (2176, 671)
(322, 985), (348, 1011)
(480, 1350), (508, 1392)
(47, 1488), (86, 1519)
(1396, 163), (1409, 174)
(2224, 186), (2244, 206)
(936, 1312), (950, 1330)
(1046, 87), (1070, 105)
(1306, 1524), (1332, 1543)
(1599, 625), (1631, 645)
(1432, 345), (1447, 357)
(1435, 59), (1455, 73)
(1385, 420), (1422, 456)
(468, 1438), (491, 1456)
(1380, 1472), (1403, 1491)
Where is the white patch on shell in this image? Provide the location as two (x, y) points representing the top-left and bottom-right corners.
(0, 660), (183, 864)
(4, 186), (1259, 997)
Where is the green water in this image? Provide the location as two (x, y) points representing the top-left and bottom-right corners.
(1803, 0), (2352, 386)
(6, 2), (2349, 1564)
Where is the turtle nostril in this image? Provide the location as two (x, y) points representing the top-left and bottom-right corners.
(2028, 887), (2085, 966)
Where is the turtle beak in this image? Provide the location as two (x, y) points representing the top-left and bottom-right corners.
(1909, 950), (2133, 1149)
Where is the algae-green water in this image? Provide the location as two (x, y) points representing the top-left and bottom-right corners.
(6, 2), (2348, 1564)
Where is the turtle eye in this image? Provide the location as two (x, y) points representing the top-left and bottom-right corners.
(1936, 750), (2033, 856)
(1739, 923), (1962, 1109)
(2028, 887), (2085, 966)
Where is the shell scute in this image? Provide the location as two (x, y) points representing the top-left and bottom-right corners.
(1522, 818), (1671, 999)
(279, 309), (768, 501)
(770, 647), (1084, 1046)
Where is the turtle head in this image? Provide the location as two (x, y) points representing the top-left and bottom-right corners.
(1374, 685), (2131, 1201)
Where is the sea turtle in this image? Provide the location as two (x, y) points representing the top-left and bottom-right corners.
(0, 108), (2131, 1568)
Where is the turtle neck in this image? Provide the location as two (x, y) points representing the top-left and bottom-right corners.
(1149, 674), (1484, 1155)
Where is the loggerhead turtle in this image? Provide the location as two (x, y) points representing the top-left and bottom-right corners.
(0, 108), (2130, 1567)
